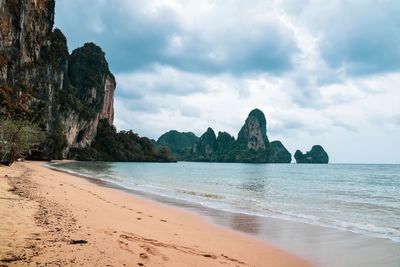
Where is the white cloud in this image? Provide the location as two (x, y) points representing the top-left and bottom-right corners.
(56, 0), (400, 163)
(114, 64), (400, 163)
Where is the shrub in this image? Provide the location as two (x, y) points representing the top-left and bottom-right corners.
(0, 119), (45, 163)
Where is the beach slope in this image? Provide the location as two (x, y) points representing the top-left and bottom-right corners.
(0, 161), (311, 266)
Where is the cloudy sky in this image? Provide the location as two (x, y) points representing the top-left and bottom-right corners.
(55, 0), (400, 163)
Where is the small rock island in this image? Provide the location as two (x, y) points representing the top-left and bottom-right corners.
(294, 145), (329, 164)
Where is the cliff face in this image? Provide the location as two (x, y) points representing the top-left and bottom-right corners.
(192, 127), (217, 160)
(237, 108), (269, 150)
(1, 0), (56, 116)
(101, 75), (115, 124)
(270, 141), (292, 163)
(0, 0), (54, 65)
(65, 43), (116, 149)
(0, 0), (116, 158)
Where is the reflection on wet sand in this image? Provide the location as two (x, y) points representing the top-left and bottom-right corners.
(50, 165), (400, 267)
(228, 212), (262, 235)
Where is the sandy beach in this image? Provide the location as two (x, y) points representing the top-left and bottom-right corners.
(0, 161), (311, 267)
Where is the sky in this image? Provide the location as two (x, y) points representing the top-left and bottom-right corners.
(55, 0), (400, 163)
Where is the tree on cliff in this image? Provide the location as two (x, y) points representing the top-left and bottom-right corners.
(0, 119), (44, 165)
(68, 119), (176, 162)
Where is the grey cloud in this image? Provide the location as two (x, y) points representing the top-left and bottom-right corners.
(56, 1), (180, 72)
(115, 65), (209, 100)
(117, 97), (161, 114)
(331, 121), (358, 133)
(287, 0), (400, 76)
(367, 114), (400, 128)
(55, 0), (298, 75)
(269, 119), (306, 135)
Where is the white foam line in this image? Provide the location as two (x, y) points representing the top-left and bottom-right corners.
(45, 163), (400, 243)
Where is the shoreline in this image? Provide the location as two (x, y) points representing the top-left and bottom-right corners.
(46, 161), (399, 243)
(45, 161), (400, 267)
(0, 161), (312, 266)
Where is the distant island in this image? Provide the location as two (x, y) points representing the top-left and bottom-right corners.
(295, 146), (329, 164)
(157, 109), (329, 163)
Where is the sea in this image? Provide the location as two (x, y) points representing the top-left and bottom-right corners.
(48, 161), (400, 267)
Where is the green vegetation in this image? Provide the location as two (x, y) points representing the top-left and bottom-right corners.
(158, 109), (293, 163)
(0, 119), (45, 164)
(294, 145), (329, 164)
(68, 43), (113, 116)
(46, 116), (68, 160)
(0, 85), (13, 116)
(270, 141), (292, 163)
(157, 130), (199, 160)
(69, 119), (176, 162)
(40, 28), (69, 68)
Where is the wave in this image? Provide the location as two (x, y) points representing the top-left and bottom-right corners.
(175, 189), (224, 199)
(45, 162), (400, 243)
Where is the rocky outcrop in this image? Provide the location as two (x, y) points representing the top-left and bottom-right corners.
(192, 127), (217, 160)
(216, 132), (235, 153)
(159, 109), (293, 163)
(157, 130), (199, 157)
(0, 0), (116, 158)
(237, 108), (269, 150)
(294, 145), (329, 164)
(270, 141), (292, 163)
(65, 43), (116, 149)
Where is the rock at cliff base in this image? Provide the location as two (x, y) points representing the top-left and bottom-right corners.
(270, 141), (292, 163)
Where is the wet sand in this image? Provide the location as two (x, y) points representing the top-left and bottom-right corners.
(121, 184), (400, 267)
(0, 161), (312, 267)
(48, 161), (400, 267)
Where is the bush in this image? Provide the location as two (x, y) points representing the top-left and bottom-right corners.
(0, 119), (45, 163)
(68, 119), (176, 162)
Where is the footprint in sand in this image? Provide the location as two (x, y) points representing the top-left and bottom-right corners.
(139, 253), (148, 260)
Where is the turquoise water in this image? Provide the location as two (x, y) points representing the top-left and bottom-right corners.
(50, 162), (400, 243)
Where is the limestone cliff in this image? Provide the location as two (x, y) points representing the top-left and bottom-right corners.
(0, 0), (116, 158)
(192, 127), (217, 160)
(237, 108), (269, 150)
(65, 43), (116, 149)
(0, 0), (55, 65)
(234, 109), (283, 163)
(159, 109), (293, 163)
(270, 141), (292, 163)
